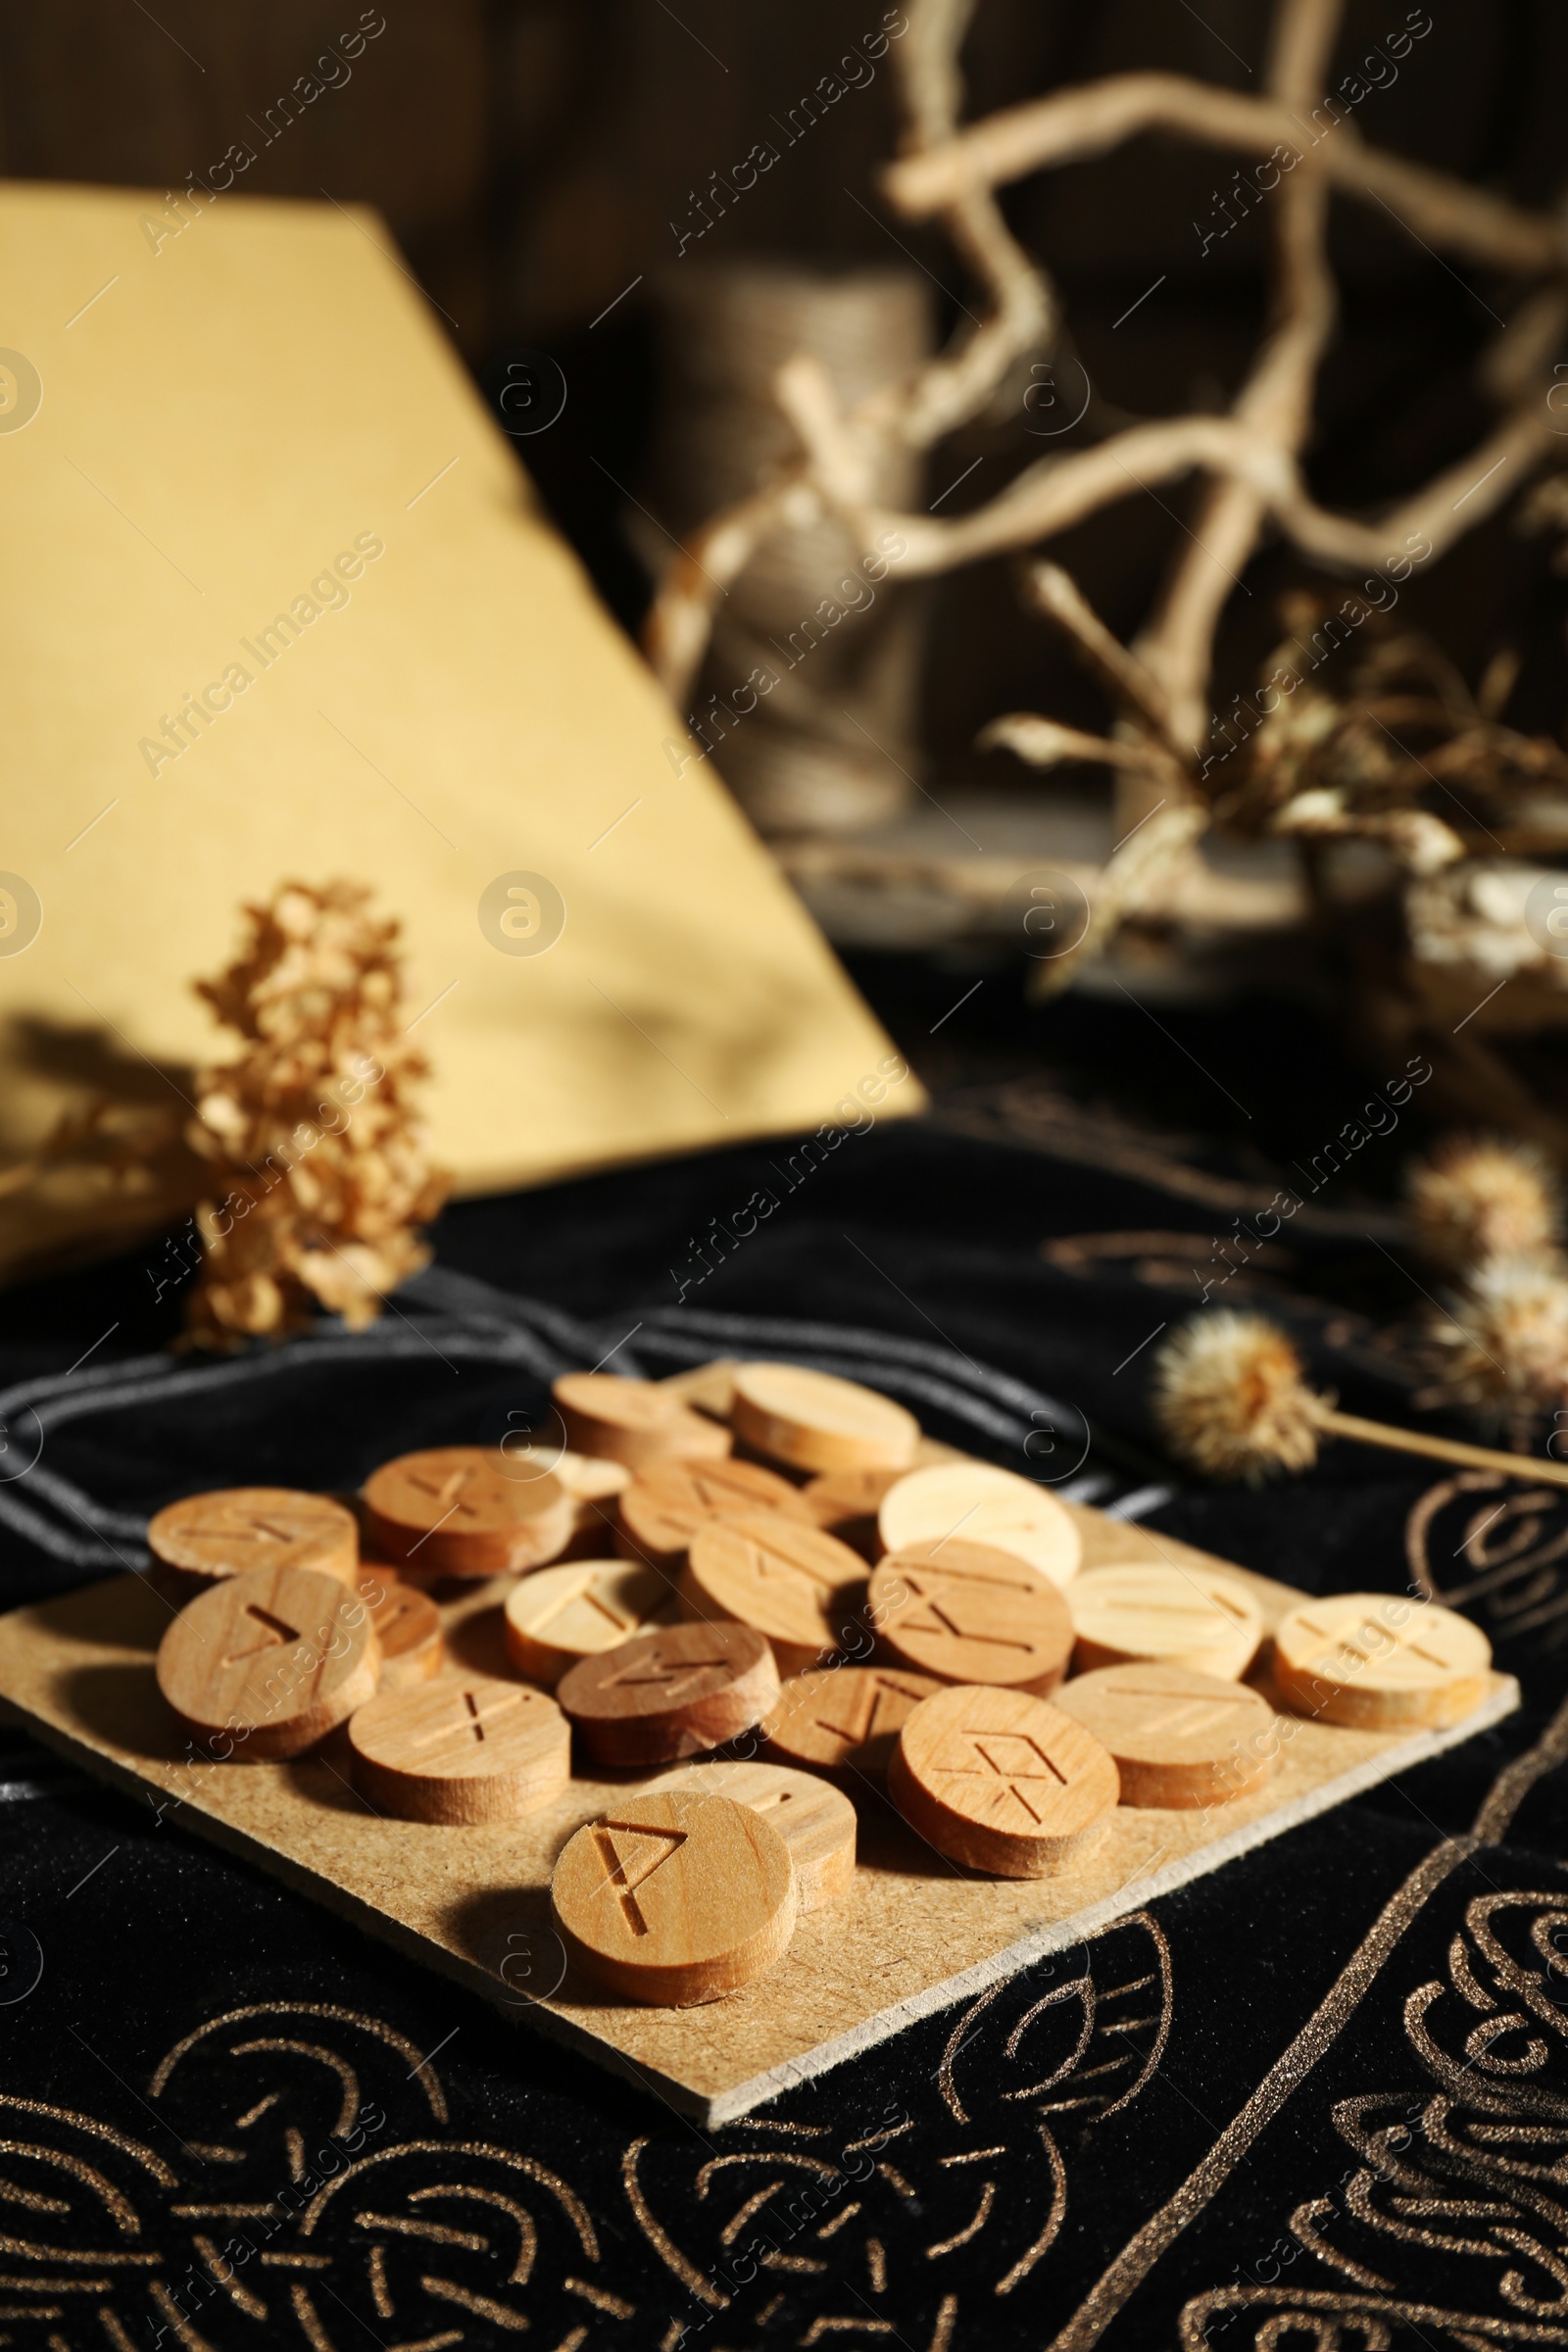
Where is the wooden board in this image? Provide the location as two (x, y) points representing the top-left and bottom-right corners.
(0, 1506), (1518, 2125)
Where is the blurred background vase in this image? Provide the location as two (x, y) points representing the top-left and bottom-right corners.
(644, 261), (934, 836)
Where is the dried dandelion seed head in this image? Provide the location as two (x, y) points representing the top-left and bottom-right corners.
(184, 879), (451, 1348)
(1430, 1251), (1568, 1418)
(1152, 1312), (1323, 1483)
(1407, 1136), (1561, 1274)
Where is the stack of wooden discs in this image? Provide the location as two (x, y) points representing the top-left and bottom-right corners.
(142, 1354), (1494, 2011)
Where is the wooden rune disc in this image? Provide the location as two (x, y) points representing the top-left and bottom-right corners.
(156, 1564), (381, 1762)
(1068, 1564), (1264, 1681)
(1052, 1663), (1277, 1809)
(501, 1445), (627, 1509)
(503, 1558), (679, 1687)
(553, 1374), (732, 1470)
(541, 1447), (631, 1503)
(551, 1788), (797, 2005)
(486, 1444), (628, 1561)
(350, 1568), (445, 1689)
(348, 1673), (570, 1823)
(1273, 1592), (1493, 1731)
(888, 1684), (1119, 1877)
(658, 1358), (737, 1419)
(616, 1457), (813, 1571)
(682, 1515), (869, 1677)
(146, 1488), (358, 1605)
(556, 1621), (781, 1766)
(876, 1464), (1081, 1590)
(362, 1447), (573, 1577)
(730, 1362), (920, 1475)
(514, 1443), (627, 1537)
(760, 1664), (945, 1781)
(801, 1466), (905, 1561)
(645, 1759), (857, 1911)
(869, 1542), (1074, 1695)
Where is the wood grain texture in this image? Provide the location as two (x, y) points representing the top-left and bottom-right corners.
(889, 1684), (1120, 1877)
(870, 1540), (1074, 1694)
(1068, 1562), (1264, 1680)
(0, 1516), (1518, 2123)
(362, 1447), (573, 1576)
(731, 1362), (920, 1473)
(645, 1759), (857, 1911)
(877, 1463), (1082, 1589)
(616, 1457), (811, 1571)
(503, 1558), (679, 1687)
(682, 1514), (868, 1675)
(348, 1674), (570, 1823)
(556, 1620), (780, 1766)
(554, 1373), (732, 1469)
(352, 1569), (445, 1689)
(146, 1487), (358, 1606)
(551, 1789), (797, 2004)
(760, 1664), (945, 1781)
(1273, 1591), (1494, 1730)
(155, 1564), (381, 1761)
(1053, 1663), (1277, 1809)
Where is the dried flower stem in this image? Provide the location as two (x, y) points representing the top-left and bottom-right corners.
(1309, 1403), (1568, 1489)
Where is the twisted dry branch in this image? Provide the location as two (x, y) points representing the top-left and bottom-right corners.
(644, 0), (1568, 936)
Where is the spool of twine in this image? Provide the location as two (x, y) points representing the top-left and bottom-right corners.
(647, 262), (934, 835)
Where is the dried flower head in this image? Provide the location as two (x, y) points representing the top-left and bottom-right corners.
(184, 880), (450, 1346)
(1152, 1312), (1323, 1483)
(1406, 1136), (1561, 1274)
(1429, 1251), (1568, 1420)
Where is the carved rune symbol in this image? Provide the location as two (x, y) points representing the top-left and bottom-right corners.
(744, 1537), (840, 1595)
(411, 1688), (522, 1752)
(221, 1603), (303, 1665)
(601, 1652), (727, 1704)
(406, 1464), (487, 1521)
(531, 1571), (634, 1636)
(947, 1729), (1069, 1824)
(900, 1573), (1034, 1653)
(818, 1674), (932, 1744)
(592, 1821), (689, 1936)
(1101, 1686), (1255, 1740)
(210, 1503), (301, 1547)
(1296, 1609), (1448, 1678)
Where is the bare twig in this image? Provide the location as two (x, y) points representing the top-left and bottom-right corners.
(643, 0), (1057, 707)
(1019, 563), (1181, 752)
(646, 0), (1568, 1003)
(1132, 0), (1345, 757)
(881, 72), (1564, 276)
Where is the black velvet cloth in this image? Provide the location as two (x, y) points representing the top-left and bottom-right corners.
(2, 1115), (1566, 2352)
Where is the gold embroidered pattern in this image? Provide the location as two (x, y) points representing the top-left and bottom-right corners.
(622, 1912), (1173, 2341)
(0, 2001), (632, 2348)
